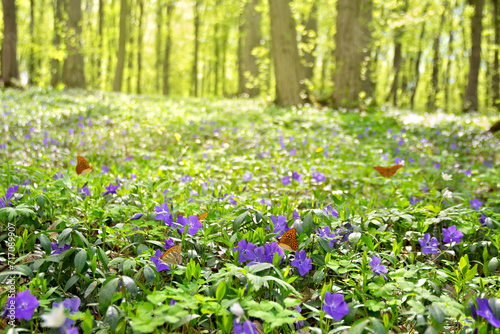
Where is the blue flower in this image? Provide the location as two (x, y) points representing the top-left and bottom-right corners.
(234, 239), (257, 263)
(243, 171), (253, 182)
(291, 250), (312, 276)
(151, 249), (171, 272)
(247, 246), (266, 266)
(323, 292), (349, 321)
(409, 196), (420, 206)
(51, 242), (71, 255)
(472, 298), (500, 328)
(323, 204), (339, 219)
(419, 233), (439, 254)
(102, 183), (119, 196)
(292, 172), (302, 183)
(131, 213), (143, 220)
(233, 318), (257, 334)
(155, 202), (174, 226)
(442, 225), (464, 243)
(311, 171), (325, 183)
(180, 174), (193, 183)
(79, 185), (91, 199)
(269, 215), (289, 237)
(53, 297), (81, 333)
(369, 255), (388, 280)
(470, 198), (483, 211)
(264, 242), (284, 264)
(177, 215), (203, 236)
(317, 226), (338, 247)
(282, 176), (291, 186)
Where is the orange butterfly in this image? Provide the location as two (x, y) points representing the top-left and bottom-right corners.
(278, 228), (298, 251)
(373, 165), (402, 177)
(76, 156), (92, 175)
(198, 212), (208, 222)
(160, 245), (182, 265)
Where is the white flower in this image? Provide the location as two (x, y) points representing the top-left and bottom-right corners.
(41, 303), (66, 328)
(229, 302), (244, 317)
(442, 189), (453, 199)
(441, 173), (452, 181)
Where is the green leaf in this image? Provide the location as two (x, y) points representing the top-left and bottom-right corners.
(371, 318), (387, 334)
(303, 212), (314, 235)
(99, 278), (119, 314)
(106, 306), (119, 332)
(122, 276), (138, 295)
(144, 264), (156, 285)
(39, 234), (51, 254)
(233, 211), (248, 231)
(349, 319), (370, 333)
(488, 257), (498, 275)
(75, 249), (87, 274)
(348, 232), (362, 247)
(84, 281), (98, 299)
(429, 305), (444, 326)
(216, 280), (226, 301)
(64, 275), (80, 292)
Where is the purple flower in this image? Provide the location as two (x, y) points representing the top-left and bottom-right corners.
(180, 174), (193, 183)
(234, 239), (257, 263)
(323, 204), (339, 219)
(131, 213), (143, 220)
(53, 173), (63, 180)
(2, 290), (40, 320)
(233, 318), (257, 334)
(480, 214), (489, 227)
(421, 138), (428, 144)
(409, 196), (420, 206)
(259, 198), (272, 206)
(323, 292), (349, 321)
(269, 215), (290, 237)
(294, 305), (304, 331)
(154, 202), (174, 226)
(264, 242), (285, 264)
(394, 157), (404, 165)
(442, 225), (464, 243)
(102, 183), (119, 196)
(101, 165), (110, 175)
(311, 171), (325, 183)
(470, 198), (483, 211)
(419, 233), (439, 254)
(247, 246), (266, 266)
(369, 255), (388, 280)
(224, 194), (237, 206)
(381, 154), (388, 161)
(51, 242), (71, 255)
(450, 143), (457, 150)
(318, 226), (338, 247)
(177, 215), (203, 236)
(243, 171), (253, 182)
(0, 185), (19, 208)
(464, 169), (472, 177)
(79, 185), (91, 199)
(289, 148), (297, 156)
(291, 250), (312, 276)
(421, 184), (429, 192)
(53, 297), (81, 332)
(125, 156), (133, 162)
(151, 249), (171, 272)
(0, 144), (6, 149)
(282, 176), (291, 186)
(472, 298), (500, 328)
(433, 162), (441, 169)
(398, 139), (404, 146)
(484, 160), (493, 168)
(293, 210), (300, 220)
(292, 172), (302, 183)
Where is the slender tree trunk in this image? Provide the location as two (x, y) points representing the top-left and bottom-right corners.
(137, 0), (143, 94)
(163, 2), (174, 95)
(62, 0), (86, 88)
(156, 0), (163, 93)
(269, 0), (303, 106)
(214, 13), (220, 96)
(237, 5), (245, 95)
(113, 0), (127, 92)
(221, 27), (228, 95)
(1, 0), (19, 87)
(493, 0), (500, 108)
(302, 1), (317, 83)
(334, 0), (372, 107)
(410, 19), (426, 109)
(29, 0), (35, 84)
(97, 0), (103, 85)
(427, 1), (447, 110)
(243, 0), (262, 96)
(444, 25), (454, 110)
(386, 35), (402, 107)
(51, 0), (63, 87)
(126, 0), (134, 92)
(192, 0), (200, 97)
(463, 0), (484, 112)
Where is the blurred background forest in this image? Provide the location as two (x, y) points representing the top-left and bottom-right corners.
(0, 0), (497, 111)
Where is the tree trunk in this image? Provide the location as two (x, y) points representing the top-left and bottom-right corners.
(493, 0), (500, 108)
(51, 0), (63, 87)
(221, 27), (228, 95)
(62, 0), (86, 88)
(243, 0), (262, 97)
(29, 0), (35, 84)
(237, 5), (245, 95)
(136, 0), (143, 94)
(1, 0), (19, 87)
(386, 35), (402, 107)
(463, 0), (484, 112)
(192, 0), (200, 97)
(126, 0), (134, 93)
(302, 1), (317, 83)
(427, 1), (447, 110)
(333, 0), (372, 107)
(214, 14), (220, 96)
(163, 2), (174, 95)
(97, 0), (103, 85)
(113, 0), (127, 92)
(410, 19), (426, 109)
(269, 0), (303, 106)
(156, 0), (163, 93)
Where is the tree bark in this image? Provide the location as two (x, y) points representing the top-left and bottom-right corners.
(386, 34), (402, 107)
(269, 0), (303, 106)
(243, 0), (262, 97)
(113, 0), (127, 92)
(137, 0), (143, 94)
(29, 0), (35, 84)
(493, 0), (500, 108)
(302, 1), (317, 83)
(97, 0), (103, 84)
(463, 0), (484, 112)
(1, 0), (19, 87)
(427, 1), (447, 110)
(156, 0), (163, 93)
(192, 0), (200, 97)
(237, 5), (245, 95)
(410, 19), (426, 109)
(62, 0), (86, 88)
(163, 2), (174, 95)
(126, 0), (134, 93)
(333, 0), (372, 107)
(51, 0), (63, 87)
(214, 10), (220, 96)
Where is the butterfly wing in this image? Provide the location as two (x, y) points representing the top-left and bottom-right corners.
(161, 245), (182, 265)
(198, 212), (208, 222)
(278, 228), (298, 251)
(373, 165), (402, 177)
(76, 156), (92, 175)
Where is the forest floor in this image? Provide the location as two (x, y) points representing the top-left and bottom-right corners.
(1, 89), (500, 333)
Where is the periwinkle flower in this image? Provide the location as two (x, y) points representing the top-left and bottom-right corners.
(472, 298), (500, 328)
(259, 198), (272, 206)
(369, 255), (388, 280)
(464, 169), (472, 177)
(154, 202), (174, 226)
(317, 226), (338, 247)
(269, 215), (289, 237)
(234, 239), (257, 263)
(180, 174), (192, 183)
(323, 204), (339, 219)
(247, 246), (266, 266)
(177, 214), (203, 236)
(102, 183), (119, 196)
(394, 157), (404, 165)
(51, 242), (71, 255)
(101, 165), (110, 175)
(291, 250), (312, 276)
(323, 292), (349, 321)
(409, 196), (420, 206)
(2, 290), (40, 320)
(433, 162), (441, 169)
(242, 171), (253, 182)
(311, 170), (325, 183)
(151, 249), (171, 272)
(233, 318), (257, 334)
(79, 185), (91, 199)
(282, 176), (291, 186)
(292, 172), (302, 183)
(53, 173), (64, 180)
(131, 213), (143, 220)
(470, 198), (483, 211)
(264, 242), (284, 264)
(419, 233), (439, 254)
(442, 225), (464, 244)
(51, 298), (81, 333)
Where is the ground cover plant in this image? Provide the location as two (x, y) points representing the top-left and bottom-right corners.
(1, 89), (500, 333)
